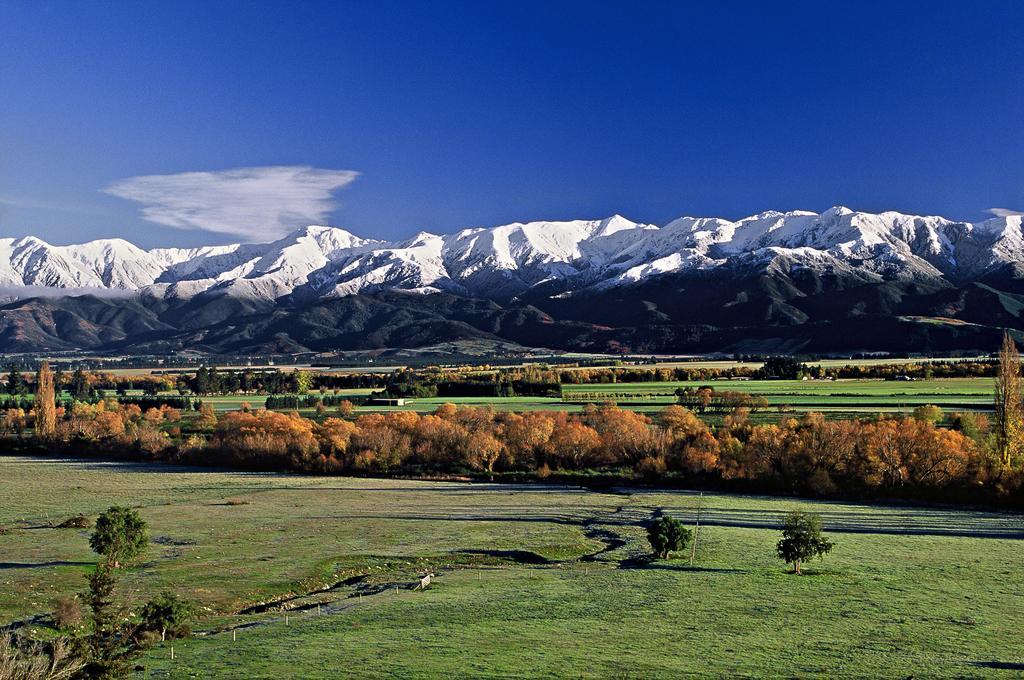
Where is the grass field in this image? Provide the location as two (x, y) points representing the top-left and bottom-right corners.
(1, 456), (1022, 678)
(344, 377), (996, 419)
(561, 378), (995, 410)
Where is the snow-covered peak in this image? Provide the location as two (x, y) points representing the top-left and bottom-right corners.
(2, 208), (1023, 300)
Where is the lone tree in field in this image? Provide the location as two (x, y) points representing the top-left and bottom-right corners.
(994, 331), (1023, 467)
(776, 510), (834, 575)
(90, 506), (148, 568)
(140, 591), (194, 641)
(647, 515), (692, 559)
(34, 360), (57, 438)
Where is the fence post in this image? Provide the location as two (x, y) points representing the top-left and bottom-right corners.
(690, 492), (702, 566)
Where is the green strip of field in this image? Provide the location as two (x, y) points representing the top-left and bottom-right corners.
(561, 378), (994, 411)
(1, 457), (1021, 678)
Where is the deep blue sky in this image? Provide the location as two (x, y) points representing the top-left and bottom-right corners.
(1, 1), (1022, 247)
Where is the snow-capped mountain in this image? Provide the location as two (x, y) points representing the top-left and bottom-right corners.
(4, 206), (1024, 355)
(2, 208), (1022, 302)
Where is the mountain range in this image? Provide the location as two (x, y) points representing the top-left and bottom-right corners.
(2, 206), (1023, 355)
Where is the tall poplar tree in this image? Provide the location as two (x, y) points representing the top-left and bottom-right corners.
(994, 331), (1022, 467)
(34, 361), (57, 437)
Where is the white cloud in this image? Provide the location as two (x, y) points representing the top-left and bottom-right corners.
(985, 208), (1024, 218)
(104, 166), (359, 241)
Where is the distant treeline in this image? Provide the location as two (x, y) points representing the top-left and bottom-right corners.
(264, 394), (359, 409)
(381, 371), (560, 399)
(117, 395), (199, 411)
(0, 358), (1000, 407)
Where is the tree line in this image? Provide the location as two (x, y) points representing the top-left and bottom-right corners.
(14, 348), (1024, 507)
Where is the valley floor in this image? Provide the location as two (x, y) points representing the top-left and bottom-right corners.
(1, 456), (1022, 678)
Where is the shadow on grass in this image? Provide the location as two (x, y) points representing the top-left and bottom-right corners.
(0, 560), (93, 570)
(970, 661), (1024, 670)
(774, 568), (842, 577)
(457, 549), (554, 565)
(617, 557), (747, 573)
(305, 508), (1024, 540)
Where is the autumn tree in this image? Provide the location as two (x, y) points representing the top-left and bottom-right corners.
(500, 411), (553, 469)
(467, 429), (505, 477)
(776, 510), (833, 575)
(2, 407), (26, 437)
(211, 410), (318, 467)
(196, 402), (218, 430)
(994, 331), (1023, 467)
(587, 405), (656, 465)
(293, 370), (313, 395)
(546, 416), (602, 469)
(34, 360), (57, 437)
(316, 417), (357, 457)
(911, 404), (943, 425)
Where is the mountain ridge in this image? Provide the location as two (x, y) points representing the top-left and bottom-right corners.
(3, 207), (1022, 304)
(3, 207), (1024, 354)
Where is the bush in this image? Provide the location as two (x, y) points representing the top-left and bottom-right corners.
(0, 633), (84, 680)
(51, 596), (82, 630)
(911, 404), (943, 425)
(139, 592), (193, 640)
(646, 515), (691, 559)
(57, 515), (91, 529)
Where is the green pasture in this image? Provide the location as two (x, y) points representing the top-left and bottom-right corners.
(0, 457), (1021, 677)
(561, 378), (994, 411)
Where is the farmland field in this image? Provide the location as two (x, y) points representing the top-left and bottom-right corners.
(343, 377), (996, 419)
(1, 456), (1022, 678)
(561, 378), (994, 411)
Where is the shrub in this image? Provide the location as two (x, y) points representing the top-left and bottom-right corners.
(637, 455), (667, 478)
(57, 515), (90, 529)
(911, 404), (943, 425)
(51, 596), (82, 630)
(139, 592), (193, 641)
(0, 633), (84, 680)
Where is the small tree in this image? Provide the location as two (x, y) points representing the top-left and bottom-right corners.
(776, 510), (834, 575)
(646, 515), (691, 559)
(89, 506), (148, 568)
(140, 592), (193, 641)
(293, 370), (313, 395)
(911, 404), (943, 425)
(196, 402), (218, 430)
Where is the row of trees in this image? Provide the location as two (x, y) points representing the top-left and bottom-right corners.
(17, 366), (1022, 503)
(184, 401), (1017, 503)
(15, 334), (1024, 506)
(0, 353), (1001, 407)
